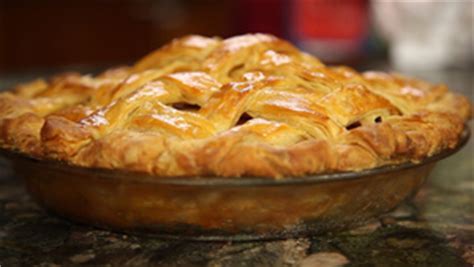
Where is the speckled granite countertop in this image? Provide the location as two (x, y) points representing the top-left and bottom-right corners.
(0, 70), (472, 267)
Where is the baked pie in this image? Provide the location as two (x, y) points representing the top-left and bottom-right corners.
(0, 34), (471, 178)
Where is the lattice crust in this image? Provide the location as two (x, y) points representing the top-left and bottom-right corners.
(0, 34), (471, 178)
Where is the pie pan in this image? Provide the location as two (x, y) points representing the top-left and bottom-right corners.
(1, 127), (470, 241)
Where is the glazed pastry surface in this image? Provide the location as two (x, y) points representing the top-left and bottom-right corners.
(0, 34), (471, 178)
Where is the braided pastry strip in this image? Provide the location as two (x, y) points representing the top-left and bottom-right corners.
(0, 34), (471, 178)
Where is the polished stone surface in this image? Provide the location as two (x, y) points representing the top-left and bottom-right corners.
(0, 69), (472, 266)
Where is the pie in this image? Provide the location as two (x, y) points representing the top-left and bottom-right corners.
(0, 34), (471, 178)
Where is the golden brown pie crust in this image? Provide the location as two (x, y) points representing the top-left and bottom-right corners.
(0, 34), (471, 178)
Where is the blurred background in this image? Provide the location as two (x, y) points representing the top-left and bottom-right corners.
(0, 0), (472, 91)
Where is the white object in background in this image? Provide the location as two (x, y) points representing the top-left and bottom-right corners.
(372, 1), (473, 70)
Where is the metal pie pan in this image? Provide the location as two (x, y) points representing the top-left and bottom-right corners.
(1, 128), (470, 241)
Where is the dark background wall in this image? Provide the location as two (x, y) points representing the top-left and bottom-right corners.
(0, 0), (379, 74)
(0, 0), (237, 73)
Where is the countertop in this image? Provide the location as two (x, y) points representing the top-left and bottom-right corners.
(0, 69), (472, 267)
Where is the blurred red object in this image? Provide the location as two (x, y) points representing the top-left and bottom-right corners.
(289, 0), (369, 63)
(294, 0), (368, 39)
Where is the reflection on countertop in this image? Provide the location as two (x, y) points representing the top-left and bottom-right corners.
(0, 69), (472, 266)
